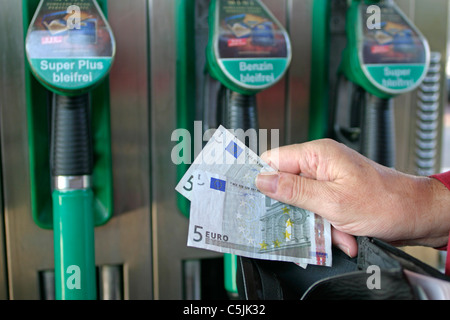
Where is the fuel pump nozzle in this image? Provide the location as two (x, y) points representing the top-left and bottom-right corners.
(333, 0), (430, 167)
(206, 0), (291, 145)
(25, 0), (115, 299)
(205, 0), (291, 296)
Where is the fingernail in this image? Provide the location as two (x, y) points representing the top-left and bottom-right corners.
(337, 244), (352, 258)
(255, 172), (279, 194)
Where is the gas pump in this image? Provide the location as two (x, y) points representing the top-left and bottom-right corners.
(333, 0), (430, 167)
(176, 0), (291, 298)
(24, 0), (115, 299)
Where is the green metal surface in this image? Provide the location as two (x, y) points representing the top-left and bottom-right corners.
(175, 0), (196, 219)
(308, 0), (331, 140)
(224, 253), (238, 294)
(53, 189), (96, 300)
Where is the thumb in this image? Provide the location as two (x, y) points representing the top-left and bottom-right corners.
(255, 171), (327, 213)
(256, 171), (359, 258)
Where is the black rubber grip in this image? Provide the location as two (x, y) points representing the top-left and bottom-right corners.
(217, 86), (259, 153)
(51, 93), (93, 176)
(361, 95), (395, 168)
(218, 86), (258, 132)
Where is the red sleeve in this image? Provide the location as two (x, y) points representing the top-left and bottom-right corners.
(431, 171), (450, 192)
(430, 172), (450, 277)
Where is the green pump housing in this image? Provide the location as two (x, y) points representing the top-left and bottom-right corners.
(340, 0), (430, 99)
(23, 0), (114, 230)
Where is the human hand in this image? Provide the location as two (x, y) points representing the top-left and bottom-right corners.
(255, 139), (450, 257)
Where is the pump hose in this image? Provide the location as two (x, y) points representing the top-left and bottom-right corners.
(51, 93), (93, 177)
(361, 95), (395, 168)
(218, 85), (258, 133)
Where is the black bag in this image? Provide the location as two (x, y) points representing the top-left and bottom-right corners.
(236, 237), (450, 300)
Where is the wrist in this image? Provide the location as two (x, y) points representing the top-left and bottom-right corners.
(429, 176), (450, 245)
(413, 176), (450, 248)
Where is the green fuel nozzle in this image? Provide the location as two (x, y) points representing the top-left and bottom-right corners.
(25, 0), (115, 300)
(205, 0), (292, 296)
(334, 0), (430, 167)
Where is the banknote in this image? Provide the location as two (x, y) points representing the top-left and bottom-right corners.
(176, 125), (332, 266)
(188, 169), (332, 266)
(175, 125), (273, 201)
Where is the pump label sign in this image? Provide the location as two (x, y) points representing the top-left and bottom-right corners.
(30, 58), (112, 90)
(209, 0), (291, 93)
(221, 59), (288, 87)
(25, 0), (115, 94)
(365, 65), (426, 91)
(359, 2), (429, 94)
